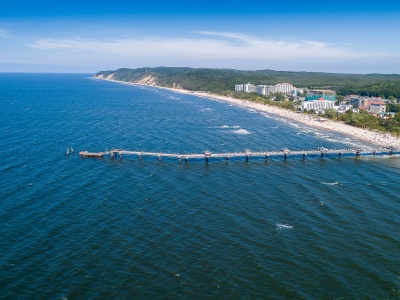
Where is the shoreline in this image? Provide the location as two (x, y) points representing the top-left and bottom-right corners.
(93, 76), (400, 149)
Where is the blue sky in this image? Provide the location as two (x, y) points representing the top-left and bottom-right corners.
(1, 0), (400, 73)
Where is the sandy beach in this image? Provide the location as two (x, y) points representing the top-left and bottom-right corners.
(94, 76), (400, 149)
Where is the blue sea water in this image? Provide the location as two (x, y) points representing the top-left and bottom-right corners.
(0, 73), (399, 299)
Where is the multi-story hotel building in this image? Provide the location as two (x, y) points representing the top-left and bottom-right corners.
(243, 84), (256, 93)
(235, 84), (244, 92)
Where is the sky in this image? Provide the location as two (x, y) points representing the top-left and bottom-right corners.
(1, 0), (400, 74)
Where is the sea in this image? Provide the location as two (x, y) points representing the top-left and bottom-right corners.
(1, 73), (399, 299)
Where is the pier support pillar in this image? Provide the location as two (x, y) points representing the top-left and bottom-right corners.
(390, 150), (393, 155)
(119, 152), (122, 158)
(178, 156), (182, 162)
(265, 155), (269, 160)
(339, 152), (342, 158)
(158, 154), (161, 160)
(226, 156), (229, 162)
(284, 154), (287, 160)
(373, 151), (376, 156)
(320, 153), (324, 159)
(356, 152), (360, 157)
(185, 156), (188, 162)
(302, 153), (306, 159)
(206, 157), (209, 163)
(246, 156), (249, 162)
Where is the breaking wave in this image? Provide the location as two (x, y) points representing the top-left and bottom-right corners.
(276, 223), (294, 230)
(232, 129), (250, 135)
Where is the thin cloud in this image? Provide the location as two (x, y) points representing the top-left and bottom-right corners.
(30, 32), (389, 62)
(195, 31), (252, 41)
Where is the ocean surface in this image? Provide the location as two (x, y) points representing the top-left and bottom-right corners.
(1, 73), (399, 299)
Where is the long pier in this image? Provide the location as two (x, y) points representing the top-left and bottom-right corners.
(79, 147), (398, 162)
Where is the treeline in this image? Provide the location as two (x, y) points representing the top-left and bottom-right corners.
(336, 81), (400, 99)
(96, 67), (400, 98)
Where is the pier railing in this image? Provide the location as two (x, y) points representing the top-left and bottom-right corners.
(78, 147), (398, 161)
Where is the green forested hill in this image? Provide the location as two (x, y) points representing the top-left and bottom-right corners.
(96, 67), (400, 98)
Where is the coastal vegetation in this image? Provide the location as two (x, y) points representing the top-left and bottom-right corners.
(97, 67), (400, 98)
(96, 67), (400, 135)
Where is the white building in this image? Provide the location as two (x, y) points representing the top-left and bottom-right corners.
(235, 84), (244, 92)
(269, 85), (278, 93)
(275, 83), (293, 94)
(335, 104), (353, 113)
(369, 101), (386, 113)
(244, 83), (256, 93)
(256, 85), (270, 96)
(302, 99), (334, 111)
(235, 82), (294, 95)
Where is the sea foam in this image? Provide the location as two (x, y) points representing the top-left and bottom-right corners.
(276, 223), (293, 230)
(232, 129), (250, 135)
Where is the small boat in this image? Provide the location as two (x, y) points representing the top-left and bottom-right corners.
(70, 147), (74, 153)
(66, 148), (70, 155)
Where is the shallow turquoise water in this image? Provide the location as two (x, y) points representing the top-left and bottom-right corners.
(0, 74), (399, 299)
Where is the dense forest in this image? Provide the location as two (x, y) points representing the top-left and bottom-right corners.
(96, 67), (400, 98)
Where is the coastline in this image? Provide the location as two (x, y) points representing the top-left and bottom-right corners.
(93, 76), (400, 149)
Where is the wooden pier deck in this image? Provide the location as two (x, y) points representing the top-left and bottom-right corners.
(78, 147), (398, 161)
(79, 151), (105, 158)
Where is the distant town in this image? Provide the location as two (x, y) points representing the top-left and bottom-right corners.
(234, 82), (394, 118)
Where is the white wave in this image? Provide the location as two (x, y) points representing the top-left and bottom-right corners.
(324, 138), (342, 143)
(314, 132), (325, 136)
(276, 223), (293, 230)
(321, 182), (340, 186)
(261, 113), (274, 119)
(232, 129), (250, 135)
(168, 96), (180, 100)
(201, 108), (212, 112)
(339, 140), (366, 147)
(218, 125), (241, 129)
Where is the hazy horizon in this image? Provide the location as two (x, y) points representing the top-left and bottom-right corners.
(1, 66), (400, 76)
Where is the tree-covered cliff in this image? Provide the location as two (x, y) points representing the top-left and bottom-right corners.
(96, 67), (400, 98)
